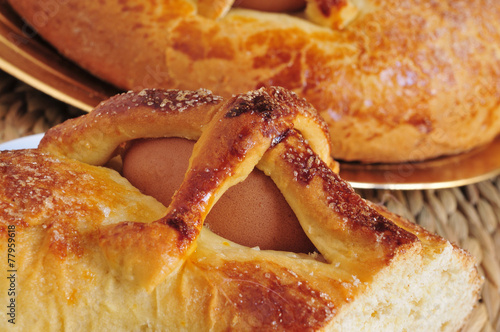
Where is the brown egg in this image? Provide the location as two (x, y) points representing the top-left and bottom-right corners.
(233, 0), (307, 12)
(121, 137), (316, 253)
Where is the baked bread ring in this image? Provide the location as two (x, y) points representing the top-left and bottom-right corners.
(1, 87), (481, 330)
(8, 0), (500, 162)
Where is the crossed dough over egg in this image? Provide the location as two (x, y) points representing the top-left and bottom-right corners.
(1, 87), (482, 331)
(38, 86), (414, 291)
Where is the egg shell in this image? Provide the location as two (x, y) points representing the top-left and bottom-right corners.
(121, 138), (316, 253)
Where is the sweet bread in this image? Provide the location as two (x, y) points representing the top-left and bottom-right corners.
(0, 87), (481, 330)
(8, 0), (500, 162)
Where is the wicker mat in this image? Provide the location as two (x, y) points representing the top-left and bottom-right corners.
(0, 70), (499, 332)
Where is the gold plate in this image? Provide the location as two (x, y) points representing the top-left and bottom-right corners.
(339, 136), (500, 190)
(0, 1), (499, 190)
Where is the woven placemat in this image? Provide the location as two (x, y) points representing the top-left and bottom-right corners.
(0, 70), (498, 331)
(0, 71), (84, 142)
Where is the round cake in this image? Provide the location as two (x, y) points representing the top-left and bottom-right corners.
(8, 0), (500, 162)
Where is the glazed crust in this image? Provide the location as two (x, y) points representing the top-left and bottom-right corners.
(8, 0), (500, 162)
(0, 87), (482, 330)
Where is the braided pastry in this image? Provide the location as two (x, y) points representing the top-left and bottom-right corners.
(1, 87), (481, 330)
(8, 0), (500, 162)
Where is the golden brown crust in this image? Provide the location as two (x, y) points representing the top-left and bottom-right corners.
(0, 148), (168, 267)
(39, 88), (224, 165)
(1, 87), (482, 330)
(8, 0), (500, 162)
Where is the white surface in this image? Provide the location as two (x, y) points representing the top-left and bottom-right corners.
(0, 133), (44, 150)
